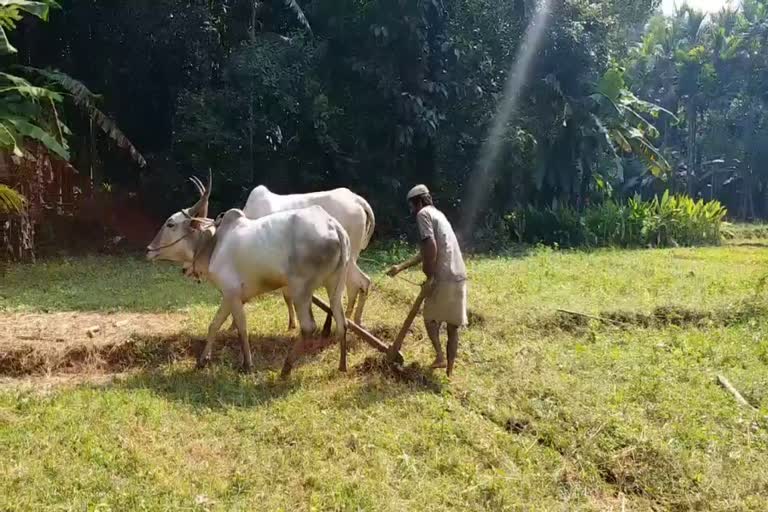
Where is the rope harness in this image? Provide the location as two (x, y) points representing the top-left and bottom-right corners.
(147, 210), (216, 280)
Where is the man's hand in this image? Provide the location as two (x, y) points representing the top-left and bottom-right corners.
(386, 265), (401, 278)
(422, 276), (436, 295)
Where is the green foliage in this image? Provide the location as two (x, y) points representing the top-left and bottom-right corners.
(625, 0), (768, 218)
(0, 64), (69, 160)
(282, 0), (312, 36)
(508, 193), (726, 248)
(0, 2), (72, 162)
(0, 0), (57, 54)
(19, 67), (147, 167)
(0, 184), (25, 213)
(0, 0), (144, 194)
(34, 0), (672, 233)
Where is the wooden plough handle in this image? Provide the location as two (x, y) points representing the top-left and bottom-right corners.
(311, 296), (390, 354)
(389, 284), (430, 354)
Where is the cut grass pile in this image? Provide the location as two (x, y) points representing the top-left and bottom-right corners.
(1, 242), (767, 510)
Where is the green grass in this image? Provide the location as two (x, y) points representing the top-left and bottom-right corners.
(724, 221), (768, 243)
(2, 245), (768, 510)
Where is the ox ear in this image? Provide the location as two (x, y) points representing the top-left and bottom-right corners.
(190, 218), (207, 231)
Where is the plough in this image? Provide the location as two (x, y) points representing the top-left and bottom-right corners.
(311, 281), (430, 366)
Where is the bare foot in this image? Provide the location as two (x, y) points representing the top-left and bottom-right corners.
(430, 358), (447, 369)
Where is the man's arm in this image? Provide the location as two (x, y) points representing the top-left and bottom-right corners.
(388, 208), (435, 278)
(387, 253), (422, 277)
(387, 237), (437, 278)
(420, 237), (437, 278)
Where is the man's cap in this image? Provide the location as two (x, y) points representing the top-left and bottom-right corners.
(407, 184), (430, 201)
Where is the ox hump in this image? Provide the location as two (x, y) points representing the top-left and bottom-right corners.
(247, 185), (271, 199)
(217, 208), (247, 227)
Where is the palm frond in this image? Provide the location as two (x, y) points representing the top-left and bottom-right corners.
(19, 67), (147, 167)
(283, 0), (312, 36)
(628, 136), (671, 176)
(0, 184), (25, 213)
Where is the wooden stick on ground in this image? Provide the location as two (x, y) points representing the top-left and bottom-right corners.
(312, 296), (405, 364)
(555, 308), (627, 327)
(312, 297), (387, 352)
(716, 374), (758, 411)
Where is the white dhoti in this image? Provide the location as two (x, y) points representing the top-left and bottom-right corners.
(423, 279), (467, 327)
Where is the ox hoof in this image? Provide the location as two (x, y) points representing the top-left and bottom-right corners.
(238, 364), (254, 374)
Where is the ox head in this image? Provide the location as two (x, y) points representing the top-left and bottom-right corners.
(146, 170), (212, 263)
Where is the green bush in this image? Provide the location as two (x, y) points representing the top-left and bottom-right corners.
(506, 193), (727, 248)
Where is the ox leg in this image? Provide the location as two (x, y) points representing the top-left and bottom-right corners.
(228, 297), (253, 373)
(198, 302), (231, 369)
(352, 267), (371, 326)
(320, 283), (333, 339)
(327, 282), (348, 373)
(345, 264), (370, 326)
(283, 291), (297, 330)
(281, 293), (315, 378)
(321, 313), (333, 339)
(226, 317), (237, 333)
(344, 271), (360, 322)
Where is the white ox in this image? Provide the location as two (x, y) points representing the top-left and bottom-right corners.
(238, 185), (375, 329)
(146, 173), (350, 376)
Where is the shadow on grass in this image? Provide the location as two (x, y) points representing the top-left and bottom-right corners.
(116, 365), (301, 409)
(114, 330), (443, 410)
(354, 356), (444, 392)
(729, 241), (768, 248)
(113, 330), (349, 409)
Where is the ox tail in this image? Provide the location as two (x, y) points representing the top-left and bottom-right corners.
(355, 195), (376, 251)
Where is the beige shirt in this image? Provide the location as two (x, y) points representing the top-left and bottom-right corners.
(417, 205), (467, 282)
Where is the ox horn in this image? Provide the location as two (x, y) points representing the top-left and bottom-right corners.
(187, 169), (212, 218)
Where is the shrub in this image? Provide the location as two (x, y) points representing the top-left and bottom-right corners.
(506, 193), (727, 248)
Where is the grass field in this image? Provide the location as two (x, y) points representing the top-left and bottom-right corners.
(1, 241), (768, 510)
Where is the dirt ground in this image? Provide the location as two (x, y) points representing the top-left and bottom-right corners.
(0, 311), (189, 377)
(0, 311), (362, 380)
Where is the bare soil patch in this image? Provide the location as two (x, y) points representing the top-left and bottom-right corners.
(0, 311), (189, 376)
(0, 311), (354, 378)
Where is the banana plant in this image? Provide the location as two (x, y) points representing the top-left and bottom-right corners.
(0, 1), (69, 161)
(0, 0), (56, 55)
(0, 0), (146, 216)
(594, 67), (676, 178)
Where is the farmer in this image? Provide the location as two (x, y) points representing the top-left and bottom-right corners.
(387, 184), (467, 377)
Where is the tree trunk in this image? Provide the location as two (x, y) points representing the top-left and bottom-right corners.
(578, 161), (590, 211)
(740, 111), (757, 220)
(89, 116), (100, 190)
(686, 101), (697, 197)
(1, 211), (35, 263)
